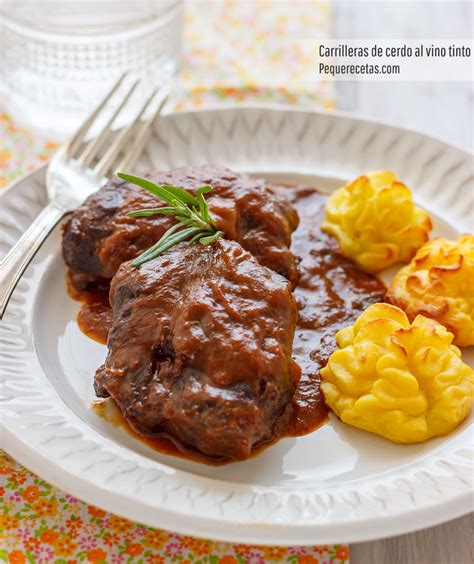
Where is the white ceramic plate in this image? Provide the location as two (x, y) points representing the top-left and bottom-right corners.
(1, 106), (473, 546)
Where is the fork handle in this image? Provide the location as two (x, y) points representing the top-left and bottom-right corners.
(0, 201), (66, 318)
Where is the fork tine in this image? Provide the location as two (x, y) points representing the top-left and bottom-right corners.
(117, 87), (170, 172)
(77, 79), (140, 168)
(66, 72), (126, 158)
(93, 86), (165, 179)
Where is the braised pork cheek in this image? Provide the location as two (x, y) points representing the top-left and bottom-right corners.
(62, 165), (299, 292)
(94, 239), (300, 461)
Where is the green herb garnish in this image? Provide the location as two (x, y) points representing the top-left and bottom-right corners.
(118, 172), (224, 268)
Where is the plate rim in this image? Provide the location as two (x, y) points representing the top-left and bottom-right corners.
(1, 102), (471, 200)
(2, 425), (473, 545)
(1, 105), (473, 545)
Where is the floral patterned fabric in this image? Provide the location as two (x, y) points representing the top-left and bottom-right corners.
(0, 2), (345, 562)
(0, 113), (59, 189)
(0, 452), (349, 564)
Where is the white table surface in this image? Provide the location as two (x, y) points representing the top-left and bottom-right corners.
(333, 2), (473, 562)
(333, 0), (473, 151)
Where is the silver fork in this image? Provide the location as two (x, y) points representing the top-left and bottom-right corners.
(0, 74), (169, 318)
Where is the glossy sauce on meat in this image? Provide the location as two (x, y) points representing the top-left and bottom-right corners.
(95, 239), (300, 461)
(62, 166), (299, 292)
(74, 183), (385, 459)
(93, 398), (287, 466)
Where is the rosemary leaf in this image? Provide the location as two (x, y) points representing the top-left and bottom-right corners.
(196, 187), (213, 225)
(199, 231), (224, 246)
(117, 173), (179, 206)
(189, 231), (207, 244)
(133, 223), (184, 261)
(159, 184), (198, 206)
(127, 207), (189, 218)
(132, 226), (203, 267)
(120, 173), (224, 267)
(127, 207), (175, 217)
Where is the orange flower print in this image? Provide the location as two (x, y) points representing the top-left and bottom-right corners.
(32, 497), (58, 517)
(65, 515), (84, 530)
(0, 515), (19, 530)
(45, 141), (59, 150)
(86, 548), (108, 563)
(9, 472), (27, 485)
(335, 546), (350, 560)
(103, 532), (120, 547)
(24, 537), (40, 553)
(40, 529), (60, 544)
(122, 529), (136, 543)
(22, 484), (40, 503)
(298, 556), (319, 564)
(143, 529), (169, 550)
(0, 464), (13, 476)
(125, 543), (144, 556)
(263, 546), (288, 561)
(183, 536), (212, 556)
(54, 536), (78, 557)
(232, 544), (253, 557)
(0, 486), (5, 496)
(108, 515), (133, 533)
(219, 557), (238, 564)
(0, 149), (12, 168)
(8, 551), (25, 564)
(88, 505), (106, 519)
(146, 556), (165, 564)
(67, 527), (79, 539)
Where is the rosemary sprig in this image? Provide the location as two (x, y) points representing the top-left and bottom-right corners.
(117, 172), (224, 267)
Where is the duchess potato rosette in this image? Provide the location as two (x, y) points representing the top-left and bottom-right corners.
(320, 303), (473, 443)
(386, 235), (474, 346)
(322, 171), (432, 273)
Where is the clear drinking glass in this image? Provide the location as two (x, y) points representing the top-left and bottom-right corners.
(0, 0), (183, 138)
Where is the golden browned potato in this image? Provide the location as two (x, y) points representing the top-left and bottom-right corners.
(386, 235), (474, 346)
(320, 303), (473, 443)
(322, 171), (432, 273)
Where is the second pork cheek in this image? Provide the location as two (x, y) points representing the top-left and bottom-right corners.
(94, 239), (300, 461)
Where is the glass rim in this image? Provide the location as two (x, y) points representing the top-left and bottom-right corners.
(0, 1), (183, 43)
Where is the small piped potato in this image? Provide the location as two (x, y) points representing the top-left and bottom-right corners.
(320, 303), (473, 443)
(322, 171), (432, 273)
(386, 235), (474, 346)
